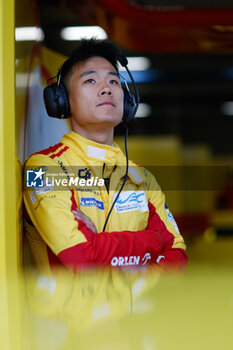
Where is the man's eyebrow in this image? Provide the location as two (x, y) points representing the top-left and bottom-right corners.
(79, 70), (97, 78)
(79, 70), (119, 78)
(109, 71), (119, 77)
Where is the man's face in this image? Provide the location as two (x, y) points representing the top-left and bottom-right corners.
(68, 56), (124, 131)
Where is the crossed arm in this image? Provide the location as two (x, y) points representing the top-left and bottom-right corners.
(63, 200), (188, 270)
(24, 158), (188, 271)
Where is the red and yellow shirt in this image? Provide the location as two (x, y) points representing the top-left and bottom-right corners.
(24, 131), (188, 273)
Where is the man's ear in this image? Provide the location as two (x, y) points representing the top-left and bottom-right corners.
(43, 82), (70, 119)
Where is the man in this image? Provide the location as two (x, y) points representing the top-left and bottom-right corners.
(24, 39), (188, 272)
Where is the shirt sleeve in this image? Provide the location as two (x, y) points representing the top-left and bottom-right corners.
(145, 170), (188, 270)
(24, 154), (163, 270)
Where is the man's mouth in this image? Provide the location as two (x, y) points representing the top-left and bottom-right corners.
(97, 101), (115, 107)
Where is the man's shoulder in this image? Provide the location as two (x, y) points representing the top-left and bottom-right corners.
(128, 160), (161, 190)
(25, 142), (69, 166)
(129, 160), (152, 177)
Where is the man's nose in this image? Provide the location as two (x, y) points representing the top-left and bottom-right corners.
(99, 84), (112, 95)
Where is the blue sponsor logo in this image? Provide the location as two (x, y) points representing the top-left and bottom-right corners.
(116, 192), (144, 205)
(80, 197), (104, 210)
(26, 168), (45, 187)
(165, 203), (180, 233)
(165, 203), (174, 220)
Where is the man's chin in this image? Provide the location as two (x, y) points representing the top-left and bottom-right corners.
(97, 115), (123, 127)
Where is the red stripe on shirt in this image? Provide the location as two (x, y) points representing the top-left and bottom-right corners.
(50, 146), (69, 159)
(33, 142), (64, 156)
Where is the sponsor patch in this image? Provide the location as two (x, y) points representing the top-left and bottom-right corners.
(111, 252), (151, 267)
(79, 197), (104, 210)
(29, 178), (53, 204)
(30, 191), (37, 204)
(78, 167), (92, 180)
(156, 255), (165, 263)
(111, 255), (140, 267)
(34, 178), (54, 195)
(165, 204), (180, 233)
(141, 253), (151, 265)
(113, 191), (148, 213)
(128, 166), (143, 183)
(87, 145), (106, 160)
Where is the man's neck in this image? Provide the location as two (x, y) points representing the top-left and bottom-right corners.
(71, 123), (114, 146)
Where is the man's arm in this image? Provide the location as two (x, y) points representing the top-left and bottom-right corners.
(24, 155), (187, 271)
(145, 171), (188, 270)
(24, 155), (164, 270)
(24, 188), (163, 270)
(69, 198), (188, 271)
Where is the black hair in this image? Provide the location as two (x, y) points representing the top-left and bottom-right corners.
(60, 38), (121, 90)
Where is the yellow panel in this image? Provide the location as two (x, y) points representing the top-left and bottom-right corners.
(0, 0), (22, 349)
(15, 0), (38, 162)
(41, 46), (67, 80)
(22, 264), (233, 350)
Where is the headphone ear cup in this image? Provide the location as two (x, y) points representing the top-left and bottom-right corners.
(43, 82), (70, 119)
(122, 87), (137, 123)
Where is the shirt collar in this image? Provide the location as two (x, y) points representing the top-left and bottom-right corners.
(62, 131), (120, 164)
(62, 131), (145, 185)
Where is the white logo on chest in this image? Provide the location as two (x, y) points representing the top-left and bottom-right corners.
(113, 191), (148, 213)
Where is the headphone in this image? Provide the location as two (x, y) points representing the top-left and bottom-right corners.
(43, 54), (140, 124)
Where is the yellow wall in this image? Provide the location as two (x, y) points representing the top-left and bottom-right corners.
(0, 0), (23, 349)
(15, 0), (41, 161)
(0, 0), (41, 348)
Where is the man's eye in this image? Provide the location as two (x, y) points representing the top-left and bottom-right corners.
(85, 79), (95, 83)
(109, 79), (119, 85)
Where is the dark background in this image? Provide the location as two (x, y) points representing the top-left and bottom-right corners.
(38, 0), (233, 156)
